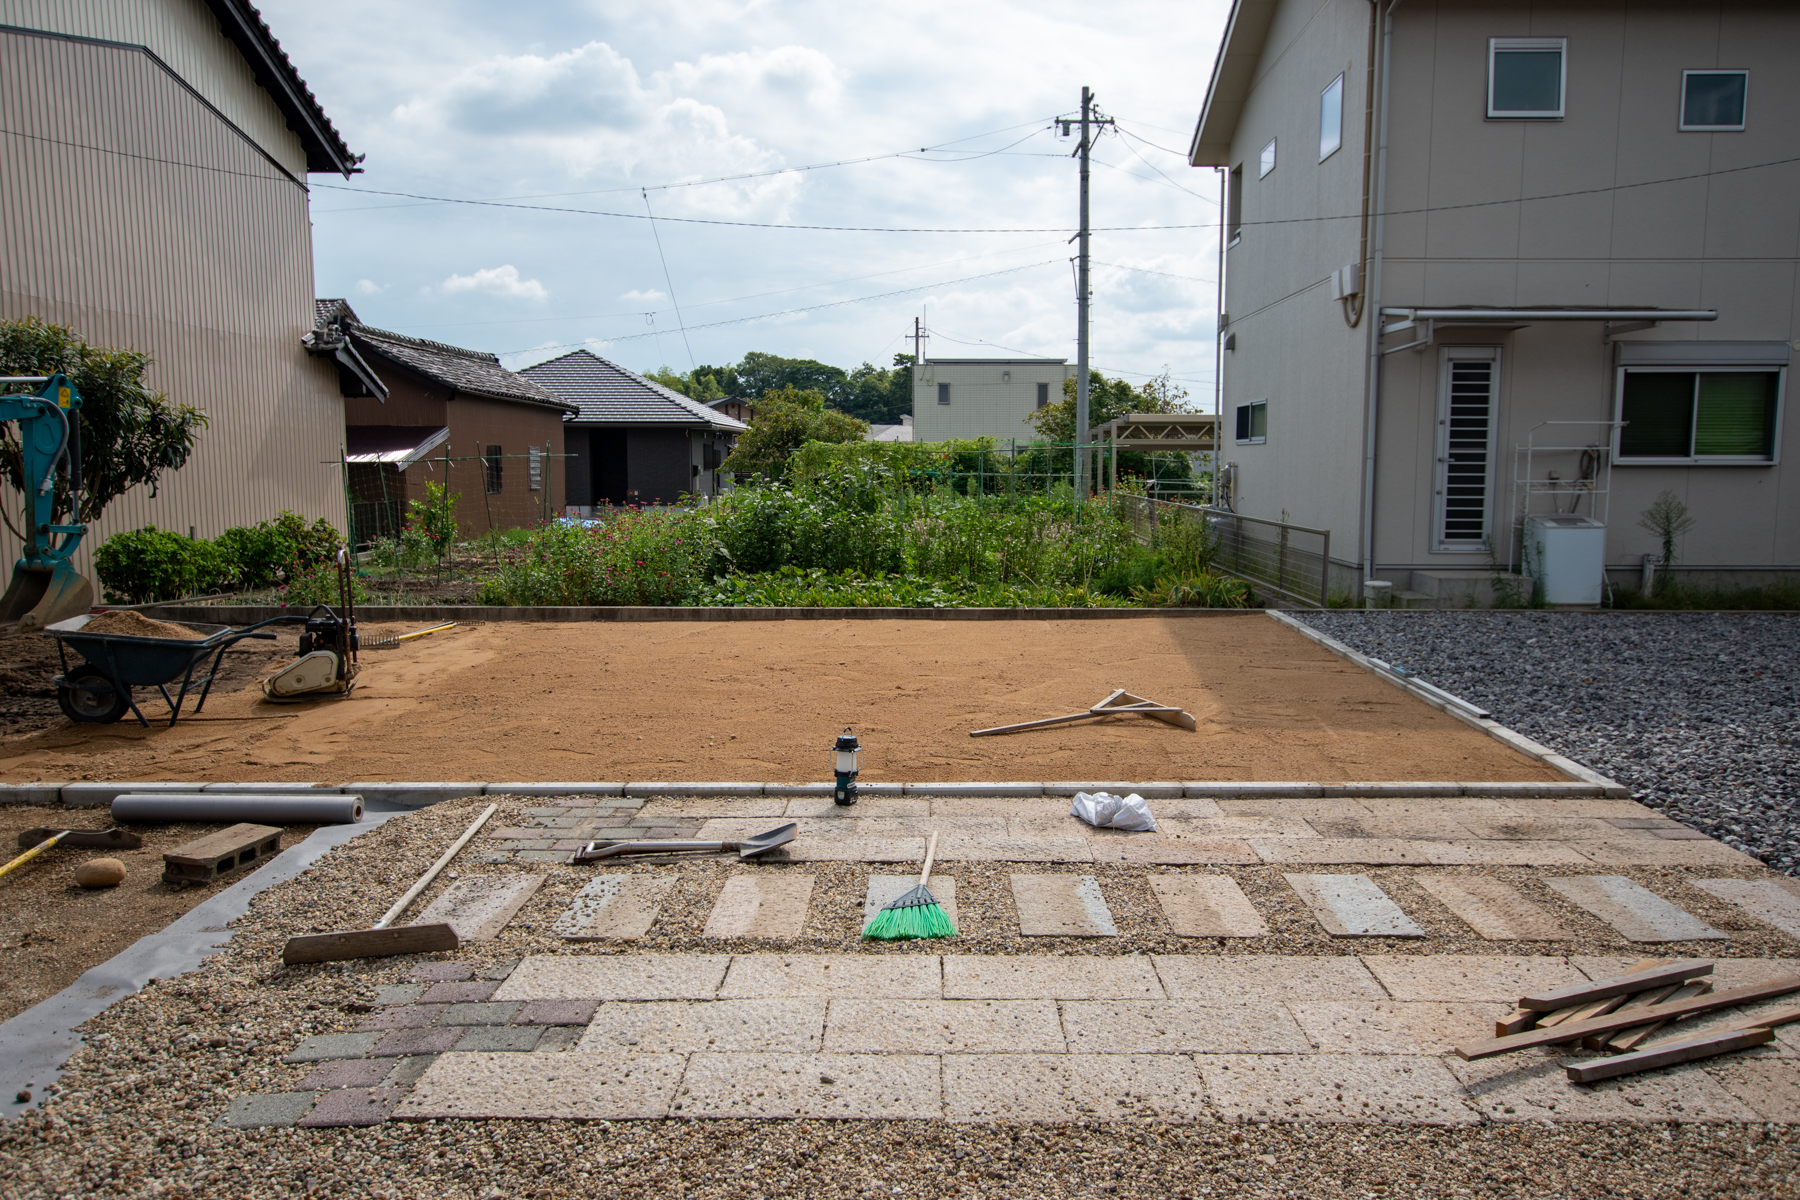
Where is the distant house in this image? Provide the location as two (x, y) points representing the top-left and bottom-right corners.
(519, 350), (747, 507)
(1, 0), (359, 577)
(869, 415), (915, 443)
(310, 301), (575, 542)
(911, 358), (1073, 444)
(707, 397), (757, 424)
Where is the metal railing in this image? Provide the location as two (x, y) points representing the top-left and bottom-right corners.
(1118, 496), (1331, 608)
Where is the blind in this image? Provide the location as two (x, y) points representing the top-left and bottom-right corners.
(1619, 373), (1695, 457)
(1695, 372), (1778, 456)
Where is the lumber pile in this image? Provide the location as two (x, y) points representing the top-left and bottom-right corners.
(1458, 958), (1800, 1083)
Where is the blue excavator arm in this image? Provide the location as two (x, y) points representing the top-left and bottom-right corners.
(0, 374), (93, 629)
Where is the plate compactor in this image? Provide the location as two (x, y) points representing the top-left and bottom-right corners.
(261, 550), (361, 700)
(0, 374), (94, 630)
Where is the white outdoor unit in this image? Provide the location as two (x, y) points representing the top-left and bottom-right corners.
(1524, 515), (1606, 605)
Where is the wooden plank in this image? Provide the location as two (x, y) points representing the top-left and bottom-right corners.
(1457, 974), (1800, 1060)
(1111, 691), (1197, 731)
(1496, 958), (1663, 1036)
(1565, 1028), (1774, 1084)
(1590, 981), (1712, 1052)
(1517, 959), (1712, 1011)
(165, 823), (283, 864)
(1638, 1002), (1800, 1049)
(970, 711), (1097, 738)
(163, 823), (283, 884)
(280, 922), (458, 965)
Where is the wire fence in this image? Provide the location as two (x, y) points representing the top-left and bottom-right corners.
(1117, 496), (1331, 608)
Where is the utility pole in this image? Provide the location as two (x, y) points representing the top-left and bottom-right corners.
(1060, 88), (1112, 495)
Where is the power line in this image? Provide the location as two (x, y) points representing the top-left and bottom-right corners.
(642, 190), (695, 369)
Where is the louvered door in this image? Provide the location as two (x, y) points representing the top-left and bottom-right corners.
(1433, 346), (1501, 552)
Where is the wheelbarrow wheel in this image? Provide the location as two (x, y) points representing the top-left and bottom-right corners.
(58, 664), (129, 724)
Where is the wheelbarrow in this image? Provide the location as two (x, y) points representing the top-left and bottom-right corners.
(43, 612), (314, 727)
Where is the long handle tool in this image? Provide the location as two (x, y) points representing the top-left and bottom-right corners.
(572, 822), (796, 863)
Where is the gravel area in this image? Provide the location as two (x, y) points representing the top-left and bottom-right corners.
(1298, 612), (1800, 875)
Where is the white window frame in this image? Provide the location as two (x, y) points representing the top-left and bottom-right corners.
(1487, 37), (1566, 119)
(1319, 74), (1344, 162)
(1432, 345), (1501, 554)
(1679, 69), (1749, 132)
(1611, 365), (1785, 466)
(1234, 399), (1267, 445)
(1259, 137), (1276, 179)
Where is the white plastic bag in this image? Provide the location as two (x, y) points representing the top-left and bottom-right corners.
(1069, 791), (1157, 832)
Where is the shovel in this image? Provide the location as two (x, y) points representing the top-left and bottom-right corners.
(571, 822), (796, 863)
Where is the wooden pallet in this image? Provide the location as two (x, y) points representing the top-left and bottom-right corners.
(163, 823), (283, 885)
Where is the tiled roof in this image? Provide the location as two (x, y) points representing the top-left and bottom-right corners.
(315, 298), (359, 327)
(346, 325), (576, 413)
(518, 350), (749, 430)
(204, 1), (361, 176)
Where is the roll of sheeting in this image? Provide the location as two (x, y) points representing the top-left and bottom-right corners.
(111, 794), (363, 824)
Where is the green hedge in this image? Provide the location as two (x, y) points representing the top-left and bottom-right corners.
(93, 512), (341, 603)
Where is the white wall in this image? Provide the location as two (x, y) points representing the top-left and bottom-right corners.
(911, 359), (1073, 444)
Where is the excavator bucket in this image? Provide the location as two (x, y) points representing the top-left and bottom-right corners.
(0, 560), (93, 630)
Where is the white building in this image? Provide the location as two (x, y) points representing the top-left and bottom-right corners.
(911, 358), (1072, 445)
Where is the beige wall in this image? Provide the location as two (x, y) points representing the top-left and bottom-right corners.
(911, 359), (1074, 444)
(0, 27), (347, 581)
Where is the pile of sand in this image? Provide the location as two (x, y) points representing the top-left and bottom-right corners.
(81, 610), (208, 641)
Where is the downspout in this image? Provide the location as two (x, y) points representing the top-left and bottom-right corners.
(1359, 0), (1401, 592)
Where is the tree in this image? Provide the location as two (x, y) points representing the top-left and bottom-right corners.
(1022, 369), (1195, 486)
(645, 351), (913, 422)
(0, 316), (208, 538)
(719, 385), (868, 478)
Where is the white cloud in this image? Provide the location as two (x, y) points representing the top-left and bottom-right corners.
(441, 265), (549, 301)
(353, 278), (386, 294)
(620, 288), (665, 303)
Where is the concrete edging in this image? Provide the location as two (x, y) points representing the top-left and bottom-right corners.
(139, 604), (1257, 624)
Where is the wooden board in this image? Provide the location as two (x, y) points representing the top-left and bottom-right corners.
(1517, 959), (1711, 1011)
(1457, 974), (1800, 1060)
(164, 823), (283, 884)
(1565, 1027), (1774, 1084)
(280, 922), (458, 964)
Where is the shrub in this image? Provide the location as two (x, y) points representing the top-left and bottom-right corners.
(279, 560), (365, 607)
(93, 526), (232, 603)
(1130, 572), (1252, 609)
(478, 510), (703, 606)
(407, 482), (459, 557)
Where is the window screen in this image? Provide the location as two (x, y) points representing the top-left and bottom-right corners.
(1320, 75), (1344, 161)
(1681, 71), (1748, 131)
(1489, 38), (1565, 118)
(937, 382), (951, 405)
(483, 445), (502, 493)
(1036, 382), (1050, 409)
(1619, 370), (1780, 461)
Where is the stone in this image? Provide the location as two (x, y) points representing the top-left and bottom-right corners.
(576, 999), (827, 1053)
(72, 858), (126, 888)
(295, 1059), (392, 1090)
(408, 963), (475, 983)
(1388, 1001), (1516, 1056)
(1360, 955), (1586, 1002)
(396, 1051), (686, 1120)
(822, 1000), (1064, 1054)
(943, 1053), (1208, 1122)
(1148, 875), (1268, 937)
(1152, 955), (1384, 1001)
(438, 1001), (521, 1026)
(381, 1056), (439, 1088)
(1201, 1054), (1478, 1125)
(534, 1026), (584, 1052)
(371, 984), (425, 1005)
(420, 981), (500, 1004)
(216, 1092), (317, 1128)
(677, 1052), (942, 1119)
(863, 875), (959, 932)
(1545, 876), (1726, 942)
(1416, 875), (1573, 940)
(1059, 1002), (1310, 1055)
(368, 1028), (462, 1058)
(282, 1033), (382, 1063)
(494, 953), (731, 1001)
(942, 956), (1161, 1000)
(1010, 875), (1118, 937)
(513, 999), (598, 1026)
(1284, 874), (1425, 938)
(553, 874), (675, 941)
(702, 874), (815, 939)
(1690, 878), (1800, 940)
(412, 875), (543, 941)
(297, 1087), (405, 1128)
(720, 954), (940, 999)
(454, 1025), (543, 1052)
(1286, 1002), (1428, 1054)
(1217, 798), (1370, 818)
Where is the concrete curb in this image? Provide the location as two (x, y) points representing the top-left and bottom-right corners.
(1267, 611), (1632, 799)
(139, 604), (1256, 624)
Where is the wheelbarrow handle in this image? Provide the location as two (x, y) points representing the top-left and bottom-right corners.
(575, 839), (734, 860)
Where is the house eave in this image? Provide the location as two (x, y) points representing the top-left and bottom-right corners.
(1190, 0), (1282, 167)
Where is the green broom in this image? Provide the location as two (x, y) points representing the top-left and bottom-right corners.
(863, 830), (955, 940)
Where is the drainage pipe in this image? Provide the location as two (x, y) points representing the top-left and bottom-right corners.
(111, 794), (364, 824)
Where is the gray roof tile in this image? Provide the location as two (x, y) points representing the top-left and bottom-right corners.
(518, 350), (749, 430)
(346, 325), (576, 412)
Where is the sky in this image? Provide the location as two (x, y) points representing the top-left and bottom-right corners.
(266, 0), (1233, 399)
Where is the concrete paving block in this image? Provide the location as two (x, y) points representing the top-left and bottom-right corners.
(338, 782), (483, 807)
(578, 999), (828, 1053)
(1448, 1054), (1761, 1123)
(412, 875), (543, 941)
(1431, 841), (1595, 866)
(199, 781), (333, 793)
(762, 783), (838, 799)
(370, 1027), (463, 1057)
(1572, 956), (1800, 992)
(1217, 798), (1370, 818)
(64, 781), (202, 808)
(943, 955), (1161, 1000)
(1148, 798), (1228, 818)
(552, 874), (675, 941)
(929, 797), (1068, 817)
(677, 1052), (942, 1119)
(1251, 839), (1446, 866)
(1571, 839), (1759, 867)
(943, 1053), (1207, 1122)
(1416, 875), (1574, 941)
(1163, 816), (1317, 839)
(823, 999), (1064, 1054)
(636, 798), (788, 819)
(475, 959), (520, 981)
(1148, 875), (1268, 937)
(1546, 876), (1727, 942)
(298, 1087), (406, 1128)
(438, 1001), (521, 1026)
(1361, 954), (1586, 1002)
(1041, 782), (1185, 800)
(0, 783), (67, 806)
(1503, 798), (1660, 819)
(395, 1051), (686, 1120)
(904, 782), (1044, 797)
(1287, 1002), (1429, 1054)
(1690, 878), (1800, 940)
(513, 999), (598, 1026)
(1201, 1054), (1478, 1125)
(455, 1024), (543, 1052)
(483, 783), (624, 797)
(294, 1059), (392, 1090)
(356, 1005), (446, 1031)
(1188, 783), (1325, 799)
(1305, 816), (1479, 841)
(371, 984), (425, 1006)
(625, 782), (766, 797)
(1351, 799), (1521, 819)
(1010, 875), (1118, 937)
(408, 962), (474, 983)
(1059, 1002), (1310, 1055)
(769, 835), (927, 864)
(1319, 783), (1469, 799)
(785, 796), (932, 817)
(1454, 817), (1623, 841)
(381, 1056), (439, 1088)
(1709, 1059), (1800, 1122)
(493, 953), (731, 1001)
(1089, 836), (1262, 866)
(1285, 875), (1426, 938)
(936, 837), (1093, 864)
(420, 981), (500, 1004)
(703, 874), (816, 939)
(864, 875), (959, 931)
(1389, 1001), (1517, 1056)
(534, 1026), (584, 1053)
(720, 954), (941, 999)
(1152, 955), (1384, 1002)
(283, 1033), (383, 1063)
(216, 1092), (318, 1128)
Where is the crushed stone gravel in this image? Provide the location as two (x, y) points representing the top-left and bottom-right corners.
(1300, 612), (1800, 876)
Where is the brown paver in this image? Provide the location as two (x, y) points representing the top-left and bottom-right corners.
(298, 1087), (406, 1128)
(1200, 1054), (1478, 1125)
(411, 875), (543, 941)
(943, 1053), (1210, 1122)
(396, 1051), (686, 1120)
(1152, 955), (1384, 1001)
(1148, 875), (1269, 937)
(943, 955), (1161, 1000)
(719, 954), (941, 999)
(1059, 1002), (1310, 1055)
(1360, 954), (1586, 1002)
(575, 999), (827, 1053)
(1416, 874), (1574, 940)
(492, 954), (730, 1001)
(822, 1000), (1065, 1054)
(294, 1059), (392, 1090)
(702, 874), (816, 939)
(1009, 874), (1118, 937)
(419, 981), (499, 1004)
(675, 1053), (941, 1119)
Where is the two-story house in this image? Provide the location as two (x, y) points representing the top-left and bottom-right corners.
(1192, 0), (1797, 603)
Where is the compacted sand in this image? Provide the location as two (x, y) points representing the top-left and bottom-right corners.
(0, 615), (1561, 786)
